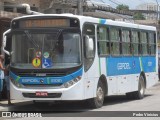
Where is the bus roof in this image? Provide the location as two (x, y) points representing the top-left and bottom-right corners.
(12, 14), (156, 31)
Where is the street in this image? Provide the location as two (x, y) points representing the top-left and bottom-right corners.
(0, 82), (160, 120)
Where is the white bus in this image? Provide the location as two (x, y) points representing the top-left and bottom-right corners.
(2, 14), (159, 108)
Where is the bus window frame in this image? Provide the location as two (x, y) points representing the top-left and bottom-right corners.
(110, 26), (121, 57)
(121, 28), (132, 56)
(131, 29), (140, 56)
(148, 31), (156, 56)
(140, 30), (149, 56)
(97, 25), (110, 57)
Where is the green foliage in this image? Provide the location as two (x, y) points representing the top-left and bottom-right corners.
(116, 4), (129, 11)
(133, 12), (145, 20)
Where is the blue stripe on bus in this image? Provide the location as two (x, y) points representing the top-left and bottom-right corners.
(106, 56), (156, 76)
(99, 19), (107, 24)
(10, 68), (83, 85)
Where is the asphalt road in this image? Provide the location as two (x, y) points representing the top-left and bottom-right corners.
(0, 82), (160, 120)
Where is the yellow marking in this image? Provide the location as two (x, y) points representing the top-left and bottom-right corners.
(32, 58), (41, 68)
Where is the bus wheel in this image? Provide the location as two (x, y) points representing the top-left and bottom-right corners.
(87, 80), (105, 108)
(126, 75), (145, 100)
(134, 75), (145, 99)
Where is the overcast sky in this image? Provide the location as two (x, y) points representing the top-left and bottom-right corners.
(92, 0), (160, 9)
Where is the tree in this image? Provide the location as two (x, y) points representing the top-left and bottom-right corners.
(116, 4), (129, 11)
(133, 12), (145, 20)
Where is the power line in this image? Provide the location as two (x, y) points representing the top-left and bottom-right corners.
(107, 0), (130, 7)
(112, 0), (125, 5)
(108, 0), (120, 5)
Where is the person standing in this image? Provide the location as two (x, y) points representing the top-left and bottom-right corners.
(0, 55), (4, 100)
(0, 55), (12, 105)
(0, 55), (5, 71)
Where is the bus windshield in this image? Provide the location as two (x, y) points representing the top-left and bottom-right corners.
(11, 29), (81, 69)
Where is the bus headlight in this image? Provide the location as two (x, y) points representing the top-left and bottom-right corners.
(10, 78), (24, 88)
(62, 76), (81, 88)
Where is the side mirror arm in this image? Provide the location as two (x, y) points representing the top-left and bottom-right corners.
(2, 29), (11, 56)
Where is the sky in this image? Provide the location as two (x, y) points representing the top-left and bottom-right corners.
(92, 0), (160, 9)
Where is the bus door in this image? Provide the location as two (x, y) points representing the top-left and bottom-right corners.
(83, 23), (99, 98)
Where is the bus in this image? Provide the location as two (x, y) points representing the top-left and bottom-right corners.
(2, 14), (159, 108)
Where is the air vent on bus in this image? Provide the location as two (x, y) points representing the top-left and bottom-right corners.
(17, 72), (66, 77)
(23, 84), (63, 88)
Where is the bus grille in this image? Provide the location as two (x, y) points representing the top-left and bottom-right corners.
(17, 72), (66, 77)
(22, 84), (63, 89)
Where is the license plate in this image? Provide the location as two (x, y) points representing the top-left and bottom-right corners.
(36, 92), (48, 96)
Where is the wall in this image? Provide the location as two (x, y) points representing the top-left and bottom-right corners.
(4, 0), (40, 7)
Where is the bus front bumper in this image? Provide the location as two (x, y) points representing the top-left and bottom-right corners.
(10, 80), (84, 101)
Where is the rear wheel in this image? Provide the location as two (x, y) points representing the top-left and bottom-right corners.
(126, 75), (145, 99)
(87, 80), (105, 108)
(134, 75), (145, 99)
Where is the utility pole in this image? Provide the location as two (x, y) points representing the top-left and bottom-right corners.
(156, 0), (159, 24)
(77, 0), (83, 15)
(156, 0), (160, 50)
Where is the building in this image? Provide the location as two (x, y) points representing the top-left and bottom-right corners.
(135, 3), (160, 20)
(134, 3), (160, 49)
(0, 0), (44, 52)
(42, 0), (78, 14)
(2, 0), (40, 12)
(0, 0), (134, 51)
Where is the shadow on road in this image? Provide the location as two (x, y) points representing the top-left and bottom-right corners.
(103, 94), (152, 106)
(5, 94), (153, 112)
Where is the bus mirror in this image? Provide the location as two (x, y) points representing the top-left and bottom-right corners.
(84, 35), (94, 59)
(2, 29), (11, 56)
(3, 36), (7, 48)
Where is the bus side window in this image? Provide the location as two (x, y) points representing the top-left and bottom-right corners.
(97, 26), (109, 56)
(110, 27), (120, 56)
(154, 32), (156, 55)
(140, 31), (148, 56)
(132, 30), (139, 56)
(122, 29), (131, 56)
(148, 32), (156, 56)
(138, 31), (141, 55)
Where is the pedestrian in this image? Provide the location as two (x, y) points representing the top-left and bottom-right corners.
(0, 55), (4, 100)
(0, 55), (5, 71)
(0, 55), (12, 105)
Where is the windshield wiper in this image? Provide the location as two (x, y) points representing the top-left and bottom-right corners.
(24, 31), (39, 48)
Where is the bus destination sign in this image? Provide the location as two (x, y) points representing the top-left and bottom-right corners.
(19, 19), (70, 28)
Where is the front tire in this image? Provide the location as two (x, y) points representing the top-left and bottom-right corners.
(87, 80), (105, 108)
